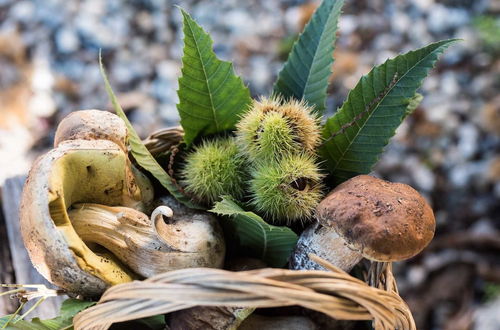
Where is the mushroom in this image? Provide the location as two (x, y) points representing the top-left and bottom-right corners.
(290, 175), (435, 272)
(68, 202), (224, 278)
(20, 110), (225, 297)
(53, 109), (129, 152)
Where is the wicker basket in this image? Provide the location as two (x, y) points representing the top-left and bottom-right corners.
(73, 127), (416, 330)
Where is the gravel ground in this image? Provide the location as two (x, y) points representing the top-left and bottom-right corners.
(0, 0), (499, 328)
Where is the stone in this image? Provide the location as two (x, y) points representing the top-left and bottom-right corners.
(474, 298), (500, 329)
(55, 28), (80, 54)
(457, 123), (479, 160)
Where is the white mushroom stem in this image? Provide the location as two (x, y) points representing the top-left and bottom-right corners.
(68, 203), (223, 278)
(289, 222), (363, 272)
(151, 206), (175, 247)
(151, 205), (174, 221)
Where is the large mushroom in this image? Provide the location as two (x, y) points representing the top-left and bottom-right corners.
(20, 110), (225, 297)
(290, 175), (435, 272)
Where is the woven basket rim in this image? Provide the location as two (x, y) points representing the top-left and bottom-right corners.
(73, 255), (415, 330)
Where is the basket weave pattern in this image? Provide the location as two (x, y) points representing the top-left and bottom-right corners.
(74, 256), (415, 330)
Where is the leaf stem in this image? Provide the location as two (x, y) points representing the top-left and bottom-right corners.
(0, 288), (24, 298)
(16, 297), (47, 322)
(1, 301), (25, 328)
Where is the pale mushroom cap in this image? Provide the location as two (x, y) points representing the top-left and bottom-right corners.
(316, 175), (435, 262)
(54, 110), (128, 151)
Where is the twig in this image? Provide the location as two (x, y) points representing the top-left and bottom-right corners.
(16, 297), (47, 322)
(0, 283), (67, 328)
(1, 302), (25, 329)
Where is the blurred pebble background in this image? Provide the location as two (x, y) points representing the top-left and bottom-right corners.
(0, 0), (499, 328)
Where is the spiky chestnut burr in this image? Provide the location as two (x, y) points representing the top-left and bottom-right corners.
(236, 97), (321, 162)
(249, 153), (324, 223)
(181, 136), (248, 205)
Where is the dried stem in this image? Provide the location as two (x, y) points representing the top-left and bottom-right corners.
(0, 284), (67, 328)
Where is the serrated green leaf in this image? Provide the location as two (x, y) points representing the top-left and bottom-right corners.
(320, 40), (458, 184)
(177, 9), (251, 146)
(210, 196), (298, 267)
(273, 0), (344, 115)
(404, 93), (423, 118)
(98, 54), (202, 209)
(0, 315), (21, 329)
(0, 299), (95, 330)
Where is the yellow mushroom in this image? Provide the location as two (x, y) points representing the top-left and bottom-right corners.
(20, 110), (225, 297)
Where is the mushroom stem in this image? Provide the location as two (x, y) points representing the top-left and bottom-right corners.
(69, 204), (174, 278)
(68, 203), (224, 278)
(367, 261), (389, 288)
(289, 222), (362, 272)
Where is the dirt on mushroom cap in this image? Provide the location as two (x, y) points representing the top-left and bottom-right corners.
(54, 109), (129, 151)
(317, 175), (436, 262)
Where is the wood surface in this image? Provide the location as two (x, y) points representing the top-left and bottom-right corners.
(0, 176), (65, 319)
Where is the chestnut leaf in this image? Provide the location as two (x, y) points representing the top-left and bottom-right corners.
(210, 196), (298, 267)
(177, 9), (251, 147)
(273, 0), (344, 115)
(320, 39), (458, 185)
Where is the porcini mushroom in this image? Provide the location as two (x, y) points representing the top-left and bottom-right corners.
(290, 175), (435, 272)
(20, 110), (225, 297)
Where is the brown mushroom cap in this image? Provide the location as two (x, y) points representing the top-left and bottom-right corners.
(316, 175), (435, 262)
(54, 110), (128, 151)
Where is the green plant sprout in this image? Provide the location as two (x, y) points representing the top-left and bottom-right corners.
(0, 284), (65, 328)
